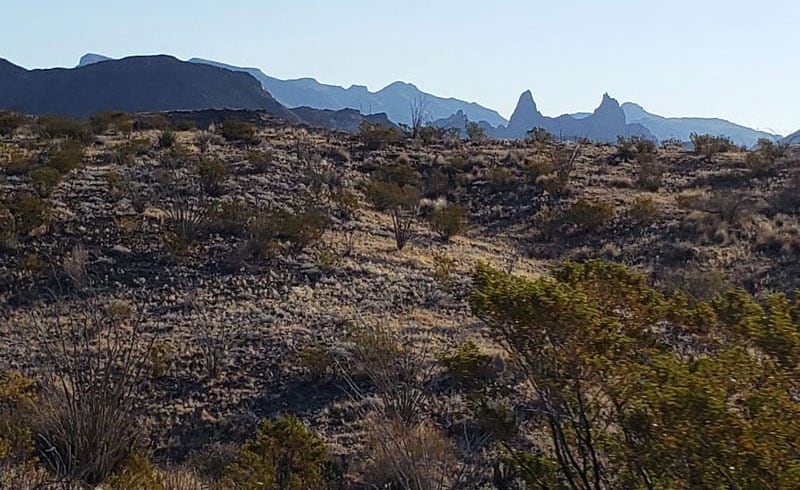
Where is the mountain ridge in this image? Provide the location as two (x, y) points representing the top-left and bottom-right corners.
(0, 55), (296, 119)
(187, 57), (508, 127)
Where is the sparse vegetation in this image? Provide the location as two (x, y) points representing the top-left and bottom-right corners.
(359, 121), (400, 151)
(219, 118), (259, 144)
(427, 203), (467, 241)
(2, 109), (799, 489)
(690, 132), (738, 158)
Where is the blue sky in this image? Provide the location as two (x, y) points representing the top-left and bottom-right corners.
(1, 0), (797, 134)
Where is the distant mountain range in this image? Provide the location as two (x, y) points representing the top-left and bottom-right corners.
(4, 52), (788, 146)
(621, 103), (777, 148)
(78, 54), (506, 128)
(1, 54), (397, 133)
(431, 92), (653, 143)
(783, 129), (800, 145)
(187, 58), (508, 128)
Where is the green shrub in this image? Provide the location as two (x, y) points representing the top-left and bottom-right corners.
(30, 167), (62, 196)
(197, 158), (228, 197)
(690, 133), (738, 158)
(5, 193), (49, 238)
(4, 157), (37, 176)
(247, 149), (273, 173)
(526, 127), (554, 144)
(428, 203), (468, 241)
(366, 163), (420, 250)
(245, 206), (331, 256)
(567, 198), (615, 230)
(745, 138), (786, 176)
(465, 121), (486, 143)
(628, 196), (660, 226)
(49, 140), (83, 174)
(156, 130), (177, 149)
(0, 111), (25, 137)
(36, 115), (91, 142)
(90, 110), (133, 135)
(359, 122), (400, 151)
(435, 340), (493, 388)
(222, 416), (329, 490)
(219, 119), (259, 144)
(469, 260), (800, 488)
(637, 161), (664, 191)
(418, 125), (445, 145)
(616, 135), (657, 161)
(298, 346), (336, 380)
(0, 371), (37, 471)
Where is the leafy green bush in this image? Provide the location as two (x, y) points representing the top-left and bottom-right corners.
(0, 111), (25, 137)
(0, 371), (36, 475)
(428, 203), (468, 241)
(36, 115), (91, 142)
(359, 122), (400, 151)
(197, 158), (228, 197)
(628, 196), (660, 226)
(526, 127), (554, 145)
(5, 193), (49, 239)
(690, 133), (738, 158)
(435, 340), (492, 388)
(465, 121), (486, 143)
(418, 125), (445, 145)
(616, 135), (657, 161)
(567, 198), (615, 230)
(49, 140), (83, 174)
(745, 138), (786, 176)
(637, 160), (664, 191)
(30, 167), (62, 196)
(219, 119), (259, 144)
(90, 110), (133, 135)
(247, 149), (273, 173)
(245, 205), (331, 256)
(222, 416), (329, 490)
(470, 260), (800, 488)
(366, 163), (420, 249)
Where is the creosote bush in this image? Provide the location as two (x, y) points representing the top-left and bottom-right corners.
(0, 111), (26, 137)
(219, 119), (259, 144)
(49, 140), (84, 174)
(366, 163), (420, 250)
(690, 132), (738, 158)
(222, 415), (330, 490)
(428, 203), (468, 242)
(470, 260), (800, 488)
(359, 122), (400, 151)
(566, 198), (615, 231)
(36, 115), (91, 143)
(628, 195), (660, 226)
(197, 158), (228, 197)
(745, 137), (786, 176)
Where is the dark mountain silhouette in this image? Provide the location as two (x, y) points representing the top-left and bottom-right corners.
(0, 55), (297, 120)
(187, 58), (508, 128)
(290, 107), (399, 133)
(621, 102), (778, 147)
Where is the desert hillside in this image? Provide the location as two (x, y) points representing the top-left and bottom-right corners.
(1, 111), (800, 489)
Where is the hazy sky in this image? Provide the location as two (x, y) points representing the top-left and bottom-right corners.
(1, 0), (797, 134)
